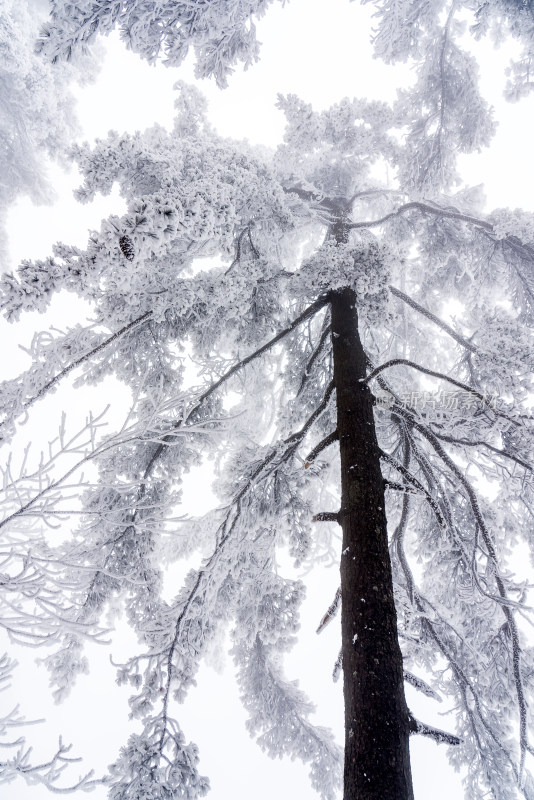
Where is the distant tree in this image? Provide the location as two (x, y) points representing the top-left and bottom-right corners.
(0, 0), (95, 265)
(2, 2), (534, 799)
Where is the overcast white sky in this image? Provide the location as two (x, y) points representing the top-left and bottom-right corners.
(3, 0), (534, 798)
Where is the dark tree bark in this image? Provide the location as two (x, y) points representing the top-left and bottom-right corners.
(330, 285), (414, 800)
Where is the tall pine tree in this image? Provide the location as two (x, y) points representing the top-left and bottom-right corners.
(2, 2), (534, 798)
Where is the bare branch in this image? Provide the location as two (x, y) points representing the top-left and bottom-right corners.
(316, 587), (341, 634)
(305, 430), (338, 467)
(408, 716), (462, 746)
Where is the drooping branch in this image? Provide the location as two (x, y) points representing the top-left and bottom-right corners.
(350, 197), (534, 263)
(296, 322), (331, 398)
(140, 380), (338, 758)
(389, 442), (416, 604)
(141, 294), (331, 482)
(393, 502), (520, 784)
(350, 201), (534, 303)
(348, 200), (497, 234)
(399, 418), (524, 613)
(393, 401), (528, 607)
(429, 430), (534, 476)
(29, 313), (152, 406)
(437, 6), (454, 170)
(380, 449), (446, 530)
(235, 637), (342, 795)
(26, 291), (332, 632)
(376, 370), (530, 785)
(80, 375), (337, 666)
(371, 365), (460, 538)
(283, 381), (336, 453)
(84, 297), (333, 597)
(364, 358), (487, 405)
(404, 415), (529, 778)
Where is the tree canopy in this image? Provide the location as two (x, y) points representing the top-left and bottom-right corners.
(2, 1), (534, 799)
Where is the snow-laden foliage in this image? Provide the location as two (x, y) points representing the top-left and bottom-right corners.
(38, 0), (282, 87)
(365, 0), (534, 100)
(0, 0), (95, 264)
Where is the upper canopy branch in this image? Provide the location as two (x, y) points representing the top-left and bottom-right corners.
(349, 200), (494, 234)
(349, 200), (534, 262)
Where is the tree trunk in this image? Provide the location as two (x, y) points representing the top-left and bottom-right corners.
(330, 286), (414, 800)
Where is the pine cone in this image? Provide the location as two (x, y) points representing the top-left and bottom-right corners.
(119, 235), (135, 261)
